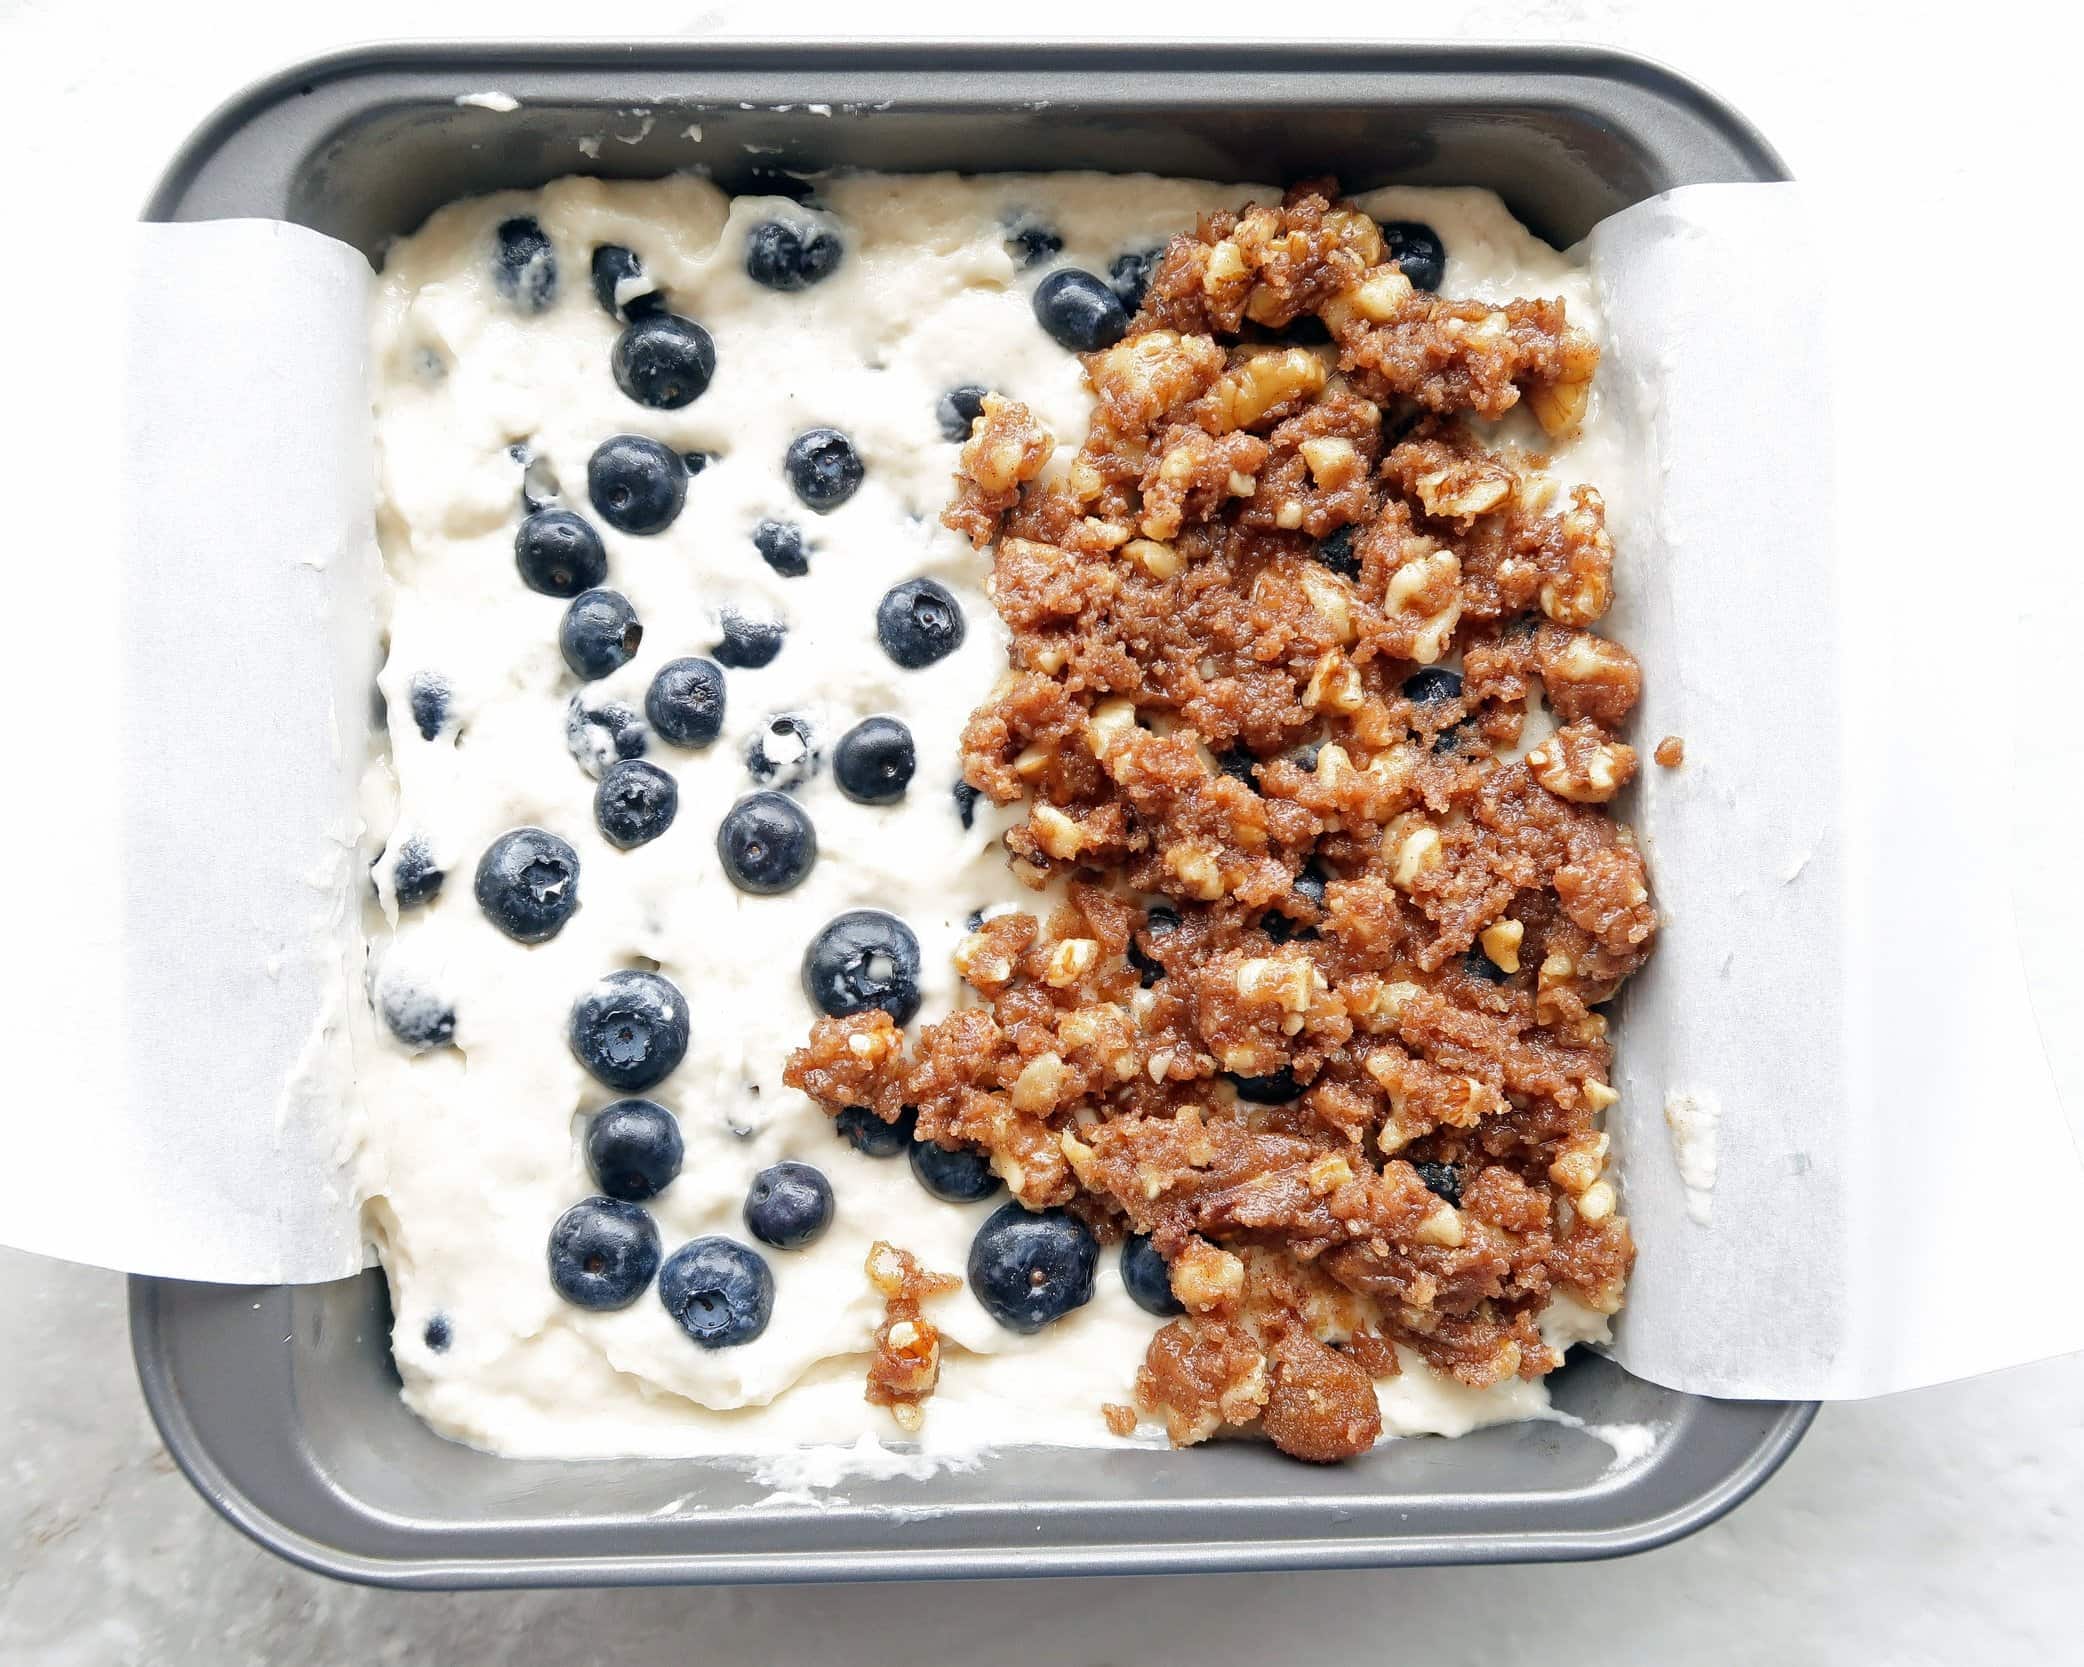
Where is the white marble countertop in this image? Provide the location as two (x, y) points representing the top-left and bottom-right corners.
(3, 2), (2077, 1662)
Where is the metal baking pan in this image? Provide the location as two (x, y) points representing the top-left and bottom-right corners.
(131, 39), (1811, 1588)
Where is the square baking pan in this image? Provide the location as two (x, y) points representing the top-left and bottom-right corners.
(131, 39), (1811, 1588)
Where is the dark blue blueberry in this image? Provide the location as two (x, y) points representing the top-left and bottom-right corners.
(682, 449), (716, 476)
(515, 509), (608, 597)
(658, 1237), (774, 1347)
(1033, 269), (1129, 352)
(1414, 1160), (1462, 1206)
(422, 1314), (452, 1352)
(1293, 862), (1329, 912)
(1144, 902), (1180, 935)
(876, 577), (966, 669)
(406, 671), (451, 741)
(391, 835), (444, 908)
(1379, 219), (1446, 293)
(909, 1138), (1002, 1204)
(612, 313), (716, 411)
(548, 1197), (660, 1310)
(744, 220), (844, 291)
(753, 517), (808, 577)
(1107, 247), (1158, 311)
(376, 967), (454, 1051)
(1402, 667), (1463, 705)
(568, 969), (691, 1092)
(743, 713), (820, 790)
(954, 781), (980, 829)
(595, 758), (679, 849)
(590, 243), (664, 320)
(1432, 722), (1476, 757)
(803, 910), (922, 1024)
(585, 1098), (684, 1201)
(1275, 312), (1333, 346)
(716, 791), (817, 894)
(473, 827), (580, 943)
(1290, 741), (1324, 772)
(833, 716), (915, 804)
(1466, 942), (1512, 985)
(588, 435), (688, 535)
(743, 1161), (835, 1249)
(783, 427), (864, 513)
(1129, 901), (1178, 988)
(564, 695), (649, 779)
(1317, 525), (1361, 580)
(967, 1202), (1098, 1334)
(493, 216), (557, 312)
(645, 657), (727, 748)
(559, 588), (643, 680)
(936, 384), (989, 444)
(1126, 935), (1166, 987)
(838, 1105), (916, 1158)
(1260, 910), (1298, 945)
(1227, 1067), (1301, 1105)
(1216, 745), (1259, 791)
(1006, 217), (1063, 267)
(1120, 1232), (1183, 1317)
(713, 609), (785, 669)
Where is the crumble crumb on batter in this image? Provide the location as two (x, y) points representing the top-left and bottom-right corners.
(1101, 1401), (1140, 1437)
(864, 1241), (962, 1431)
(1655, 735), (1685, 768)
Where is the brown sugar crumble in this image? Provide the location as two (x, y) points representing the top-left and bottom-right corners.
(1655, 736), (1685, 768)
(863, 1241), (962, 1432)
(787, 181), (1651, 1464)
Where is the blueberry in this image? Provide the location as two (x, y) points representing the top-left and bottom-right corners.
(595, 758), (679, 848)
(876, 577), (966, 669)
(1414, 1160), (1462, 1206)
(1107, 248), (1158, 311)
(837, 1105), (916, 1157)
(716, 791), (818, 894)
(422, 1314), (452, 1352)
(1260, 910), (1298, 945)
(803, 910), (922, 1024)
(493, 216), (556, 312)
(588, 435), (688, 535)
(953, 781), (980, 830)
(559, 588), (643, 680)
(1033, 269), (1129, 352)
(1144, 902), (1181, 935)
(612, 313), (716, 410)
(682, 449), (716, 476)
(658, 1237), (774, 1348)
(1293, 862), (1329, 912)
(1216, 745), (1259, 791)
(1317, 525), (1361, 580)
(1402, 667), (1463, 705)
(645, 657), (727, 748)
(744, 220), (844, 291)
(1465, 942), (1512, 985)
(589, 243), (663, 320)
(783, 427), (864, 512)
(936, 384), (989, 444)
(1227, 1067), (1301, 1105)
(753, 518), (809, 577)
(407, 671), (451, 741)
(713, 609), (786, 670)
(744, 713), (820, 790)
(547, 1197), (660, 1310)
(1120, 1232), (1183, 1317)
(564, 695), (650, 778)
(568, 969), (691, 1092)
(1379, 219), (1446, 293)
(1130, 902), (1178, 988)
(391, 835), (444, 908)
(376, 966), (454, 1051)
(1006, 217), (1063, 267)
(909, 1138), (1002, 1204)
(743, 1160), (835, 1249)
(1126, 936), (1166, 988)
(967, 1202), (1098, 1334)
(833, 716), (915, 804)
(515, 509), (609, 597)
(473, 828), (580, 943)
(1274, 312), (1333, 346)
(585, 1098), (684, 1201)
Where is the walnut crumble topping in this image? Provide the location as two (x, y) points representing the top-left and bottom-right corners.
(788, 181), (1650, 1463)
(864, 1241), (962, 1431)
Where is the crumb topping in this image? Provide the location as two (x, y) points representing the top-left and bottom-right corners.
(864, 1241), (963, 1431)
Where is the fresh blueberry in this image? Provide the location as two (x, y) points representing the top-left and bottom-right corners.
(406, 671), (451, 741)
(743, 713), (819, 790)
(1006, 217), (1063, 267)
(682, 449), (716, 476)
(585, 1098), (684, 1201)
(1317, 525), (1361, 580)
(565, 695), (650, 778)
(1290, 741), (1324, 772)
(876, 577), (966, 669)
(473, 828), (580, 943)
(1120, 1232), (1183, 1317)
(1128, 901), (1178, 988)
(1033, 269), (1129, 352)
(588, 435), (688, 535)
(783, 427), (865, 512)
(493, 216), (557, 312)
(1292, 862), (1329, 912)
(589, 243), (664, 320)
(967, 1202), (1098, 1334)
(568, 969), (691, 1092)
(547, 1197), (660, 1310)
(1144, 902), (1181, 935)
(1107, 247), (1158, 311)
(1227, 1067), (1301, 1105)
(753, 518), (809, 577)
(743, 1161), (835, 1249)
(612, 313), (716, 410)
(1216, 744), (1259, 791)
(803, 910), (922, 1024)
(713, 609), (786, 669)
(645, 657), (727, 748)
(391, 835), (444, 908)
(833, 716), (915, 804)
(422, 1314), (452, 1352)
(1465, 942), (1512, 985)
(953, 781), (980, 830)
(1260, 910), (1299, 945)
(1379, 219), (1446, 293)
(1402, 667), (1463, 705)
(1275, 312), (1333, 346)
(838, 1105), (916, 1158)
(559, 588), (643, 680)
(909, 1138), (1002, 1204)
(936, 384), (988, 444)
(515, 509), (609, 597)
(595, 759), (679, 849)
(376, 966), (454, 1051)
(1126, 937), (1166, 988)
(716, 791), (818, 894)
(1414, 1160), (1462, 1207)
(744, 220), (844, 291)
(658, 1237), (774, 1347)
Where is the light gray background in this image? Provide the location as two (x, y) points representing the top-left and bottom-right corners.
(4, 1), (2077, 1662)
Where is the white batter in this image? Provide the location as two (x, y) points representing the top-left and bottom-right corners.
(360, 170), (1617, 1462)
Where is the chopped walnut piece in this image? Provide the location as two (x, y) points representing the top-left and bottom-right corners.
(864, 1242), (962, 1430)
(944, 396), (1055, 548)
